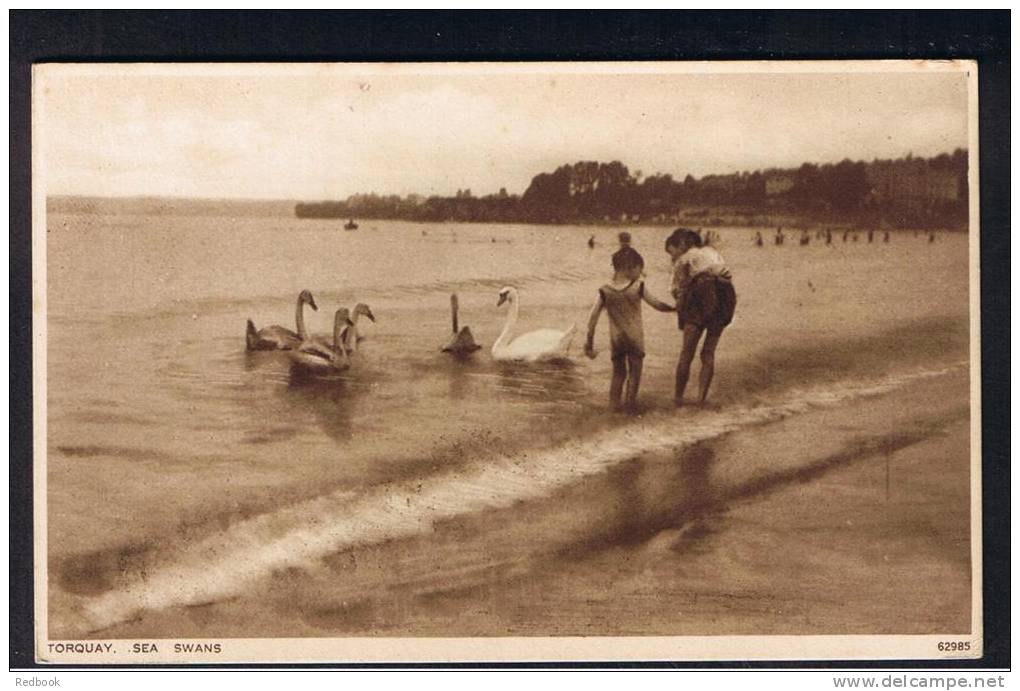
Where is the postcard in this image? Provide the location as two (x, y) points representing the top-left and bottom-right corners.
(33, 60), (980, 663)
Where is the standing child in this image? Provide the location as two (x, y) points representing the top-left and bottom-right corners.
(666, 228), (737, 407)
(585, 247), (675, 411)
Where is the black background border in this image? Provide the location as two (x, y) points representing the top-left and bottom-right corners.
(9, 10), (1010, 670)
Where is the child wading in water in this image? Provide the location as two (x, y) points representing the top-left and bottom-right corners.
(666, 228), (737, 407)
(585, 247), (675, 411)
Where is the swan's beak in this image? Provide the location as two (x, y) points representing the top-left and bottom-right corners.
(497, 293), (508, 307)
(365, 309), (376, 322)
(309, 296), (319, 311)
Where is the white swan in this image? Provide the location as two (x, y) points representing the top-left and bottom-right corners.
(492, 286), (575, 362)
(288, 308), (353, 374)
(246, 289), (318, 351)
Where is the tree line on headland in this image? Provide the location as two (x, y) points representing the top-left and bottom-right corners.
(294, 149), (968, 229)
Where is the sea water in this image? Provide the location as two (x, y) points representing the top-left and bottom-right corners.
(44, 206), (971, 636)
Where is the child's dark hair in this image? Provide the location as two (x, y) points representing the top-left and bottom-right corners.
(617, 231), (632, 246)
(612, 246), (644, 272)
(665, 227), (703, 251)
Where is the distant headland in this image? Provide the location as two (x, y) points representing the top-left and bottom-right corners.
(295, 150), (968, 230)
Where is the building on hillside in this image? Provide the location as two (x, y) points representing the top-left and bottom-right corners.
(866, 161), (961, 205)
(764, 173), (796, 196)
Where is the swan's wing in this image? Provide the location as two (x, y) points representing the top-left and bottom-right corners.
(296, 338), (335, 359)
(257, 325), (301, 349)
(260, 325), (299, 339)
(503, 328), (574, 359)
(514, 328), (571, 346)
(443, 326), (482, 352)
(288, 347), (332, 371)
(558, 323), (577, 350)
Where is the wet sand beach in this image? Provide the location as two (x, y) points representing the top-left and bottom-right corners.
(74, 367), (971, 639)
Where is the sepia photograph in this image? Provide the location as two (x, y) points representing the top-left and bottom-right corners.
(31, 59), (982, 664)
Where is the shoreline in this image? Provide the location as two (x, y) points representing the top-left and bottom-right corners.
(52, 365), (971, 638)
(45, 313), (969, 565)
(44, 197), (968, 234)
(298, 216), (970, 233)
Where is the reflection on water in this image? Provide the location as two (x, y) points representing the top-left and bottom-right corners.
(493, 360), (586, 402)
(404, 354), (590, 405)
(677, 443), (715, 512)
(670, 443), (723, 551)
(293, 439), (726, 629)
(282, 367), (363, 442)
(433, 354), (483, 401)
(597, 443), (719, 549)
(242, 349), (278, 372)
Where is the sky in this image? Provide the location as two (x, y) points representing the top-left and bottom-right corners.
(37, 63), (971, 200)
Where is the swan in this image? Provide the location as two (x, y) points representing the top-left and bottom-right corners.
(442, 293), (481, 354)
(492, 286), (575, 362)
(288, 308), (353, 374)
(305, 303), (374, 356)
(246, 289), (318, 351)
(340, 303), (376, 355)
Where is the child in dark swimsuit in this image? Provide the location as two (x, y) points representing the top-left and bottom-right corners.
(585, 247), (674, 411)
(666, 228), (737, 407)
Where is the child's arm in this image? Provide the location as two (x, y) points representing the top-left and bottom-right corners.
(671, 259), (692, 308)
(641, 283), (676, 312)
(584, 292), (605, 358)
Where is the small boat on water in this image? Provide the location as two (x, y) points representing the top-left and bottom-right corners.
(344, 219), (359, 231)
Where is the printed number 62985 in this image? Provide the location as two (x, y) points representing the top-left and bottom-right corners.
(938, 641), (971, 652)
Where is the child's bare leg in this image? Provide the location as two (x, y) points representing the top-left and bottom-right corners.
(610, 355), (627, 409)
(698, 325), (724, 403)
(624, 354), (643, 409)
(675, 324), (704, 406)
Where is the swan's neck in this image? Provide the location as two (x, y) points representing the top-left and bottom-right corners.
(495, 296), (519, 349)
(295, 299), (308, 340)
(331, 319), (353, 367)
(451, 297), (459, 334)
(333, 319), (344, 354)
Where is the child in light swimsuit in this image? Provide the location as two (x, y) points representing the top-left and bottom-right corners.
(585, 246), (675, 411)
